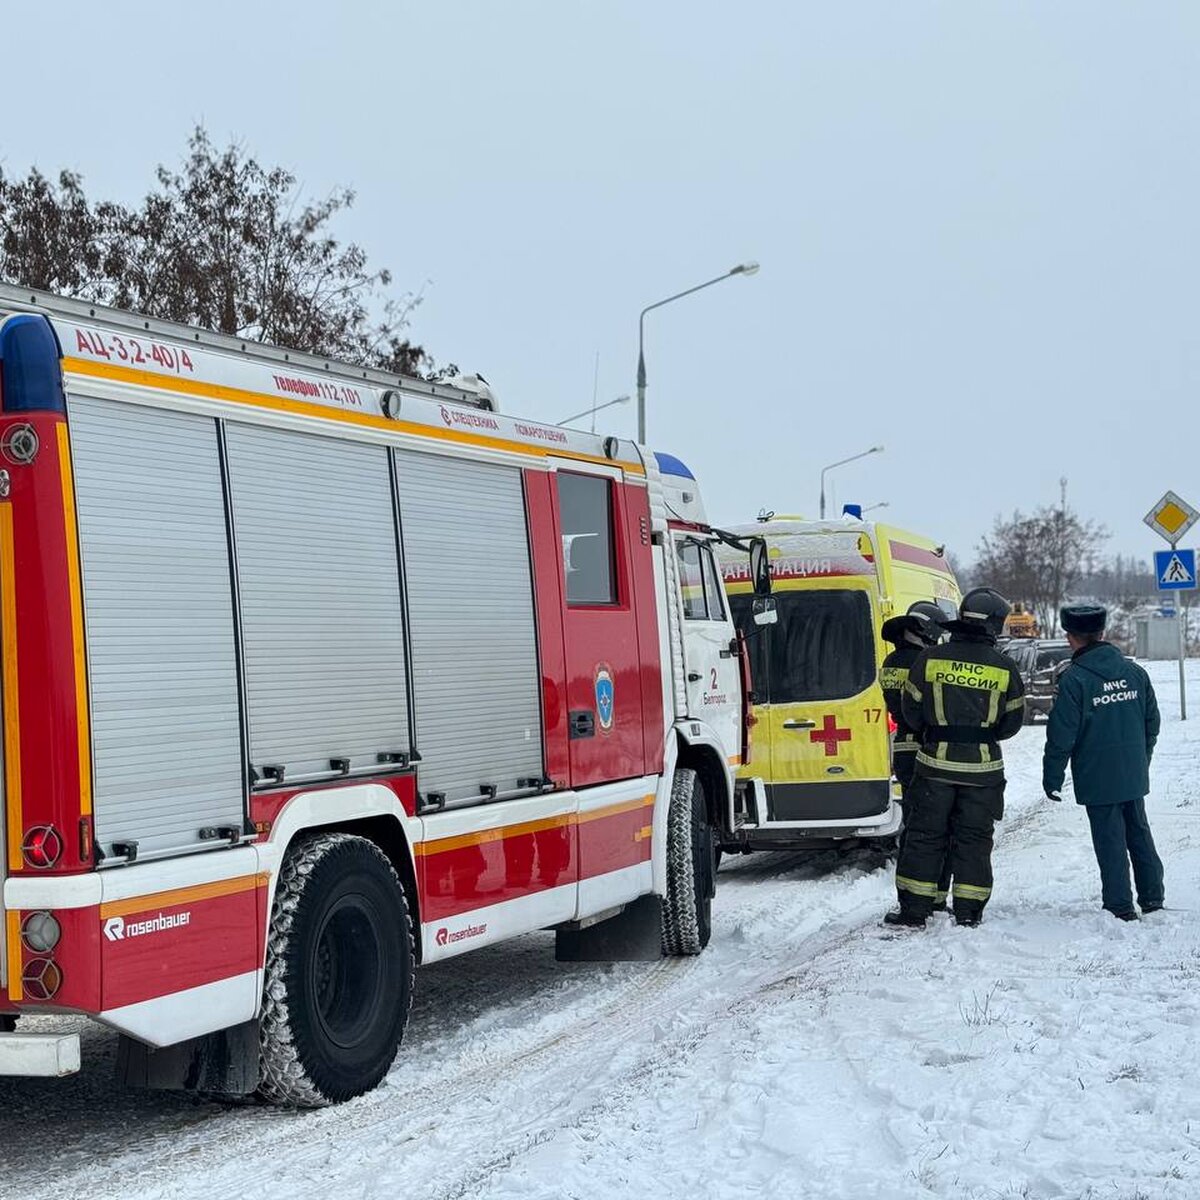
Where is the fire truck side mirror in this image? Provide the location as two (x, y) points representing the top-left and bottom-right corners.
(749, 537), (772, 596)
(752, 596), (778, 627)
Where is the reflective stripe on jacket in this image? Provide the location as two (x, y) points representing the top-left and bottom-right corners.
(900, 631), (1025, 785)
(881, 644), (922, 756)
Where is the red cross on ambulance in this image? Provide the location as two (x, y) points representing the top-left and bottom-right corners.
(810, 714), (852, 756)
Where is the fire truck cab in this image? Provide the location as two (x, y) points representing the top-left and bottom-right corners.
(0, 286), (763, 1104)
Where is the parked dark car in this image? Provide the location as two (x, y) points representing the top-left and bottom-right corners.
(1001, 638), (1073, 723)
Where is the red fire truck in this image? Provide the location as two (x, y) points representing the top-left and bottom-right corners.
(0, 285), (769, 1105)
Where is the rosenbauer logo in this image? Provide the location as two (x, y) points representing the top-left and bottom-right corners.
(103, 911), (192, 942)
(434, 922), (488, 947)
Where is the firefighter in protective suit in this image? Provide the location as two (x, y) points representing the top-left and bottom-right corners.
(886, 588), (1025, 928)
(880, 603), (950, 900)
(881, 603), (947, 794)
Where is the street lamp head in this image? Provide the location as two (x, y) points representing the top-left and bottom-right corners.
(870, 444), (884, 454)
(637, 264), (759, 442)
(556, 393), (635, 427)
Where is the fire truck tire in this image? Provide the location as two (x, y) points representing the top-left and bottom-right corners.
(661, 767), (715, 956)
(258, 833), (414, 1107)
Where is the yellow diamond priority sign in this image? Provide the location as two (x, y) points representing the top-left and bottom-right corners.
(1144, 490), (1200, 545)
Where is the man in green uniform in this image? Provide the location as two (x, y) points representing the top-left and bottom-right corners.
(1042, 604), (1163, 921)
(880, 603), (949, 901)
(886, 588), (1025, 928)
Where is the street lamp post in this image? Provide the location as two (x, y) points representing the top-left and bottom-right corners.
(556, 394), (631, 428)
(636, 261), (759, 444)
(819, 445), (884, 519)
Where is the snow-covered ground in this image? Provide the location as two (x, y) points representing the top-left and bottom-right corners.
(4, 661), (1198, 1200)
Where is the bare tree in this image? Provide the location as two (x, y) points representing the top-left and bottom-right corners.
(0, 129), (446, 378)
(0, 168), (122, 299)
(975, 502), (1108, 633)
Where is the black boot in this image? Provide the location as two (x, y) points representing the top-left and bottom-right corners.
(953, 908), (983, 927)
(883, 909), (927, 929)
(1111, 910), (1139, 922)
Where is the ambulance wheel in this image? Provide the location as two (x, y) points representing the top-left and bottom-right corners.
(661, 767), (715, 956)
(258, 833), (414, 1107)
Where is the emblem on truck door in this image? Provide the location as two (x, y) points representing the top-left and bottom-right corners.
(594, 664), (615, 731)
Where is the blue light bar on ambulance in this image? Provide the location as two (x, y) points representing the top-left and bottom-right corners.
(653, 452), (695, 480)
(0, 314), (66, 413)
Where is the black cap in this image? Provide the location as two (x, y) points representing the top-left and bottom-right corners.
(1061, 603), (1106, 636)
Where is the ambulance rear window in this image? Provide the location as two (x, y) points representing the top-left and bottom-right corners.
(769, 590), (875, 703)
(729, 589), (875, 703)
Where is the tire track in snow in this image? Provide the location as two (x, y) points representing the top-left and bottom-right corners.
(13, 847), (886, 1200)
(128, 854), (898, 1200)
(9, 734), (1052, 1200)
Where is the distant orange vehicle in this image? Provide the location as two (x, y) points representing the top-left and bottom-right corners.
(1004, 602), (1040, 638)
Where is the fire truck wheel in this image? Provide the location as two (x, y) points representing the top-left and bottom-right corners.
(661, 767), (715, 956)
(258, 833), (414, 1107)
(0, 1014), (15, 1032)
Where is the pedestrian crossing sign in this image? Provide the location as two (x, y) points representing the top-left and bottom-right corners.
(1155, 547), (1196, 591)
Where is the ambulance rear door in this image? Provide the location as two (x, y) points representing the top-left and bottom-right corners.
(761, 583), (891, 821)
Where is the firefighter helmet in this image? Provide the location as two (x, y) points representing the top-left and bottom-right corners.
(906, 600), (947, 636)
(953, 588), (1011, 638)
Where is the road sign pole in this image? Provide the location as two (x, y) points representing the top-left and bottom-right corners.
(1179, 569), (1188, 721)
(1146, 491), (1198, 722)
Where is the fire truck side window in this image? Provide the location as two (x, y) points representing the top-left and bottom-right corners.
(557, 471), (617, 605)
(701, 546), (727, 621)
(676, 540), (710, 620)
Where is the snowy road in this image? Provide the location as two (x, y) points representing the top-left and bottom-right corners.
(5, 662), (1199, 1200)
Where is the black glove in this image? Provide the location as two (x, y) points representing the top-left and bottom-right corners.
(1045, 790), (1062, 803)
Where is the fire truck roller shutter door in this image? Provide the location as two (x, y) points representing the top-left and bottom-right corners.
(224, 425), (410, 780)
(393, 450), (543, 804)
(68, 396), (245, 859)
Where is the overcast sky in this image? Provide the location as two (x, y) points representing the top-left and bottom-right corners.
(4, 2), (1197, 563)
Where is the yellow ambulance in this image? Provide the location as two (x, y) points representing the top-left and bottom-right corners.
(717, 516), (961, 851)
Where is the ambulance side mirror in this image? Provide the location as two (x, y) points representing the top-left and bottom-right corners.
(752, 597), (778, 627)
(749, 537), (772, 596)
